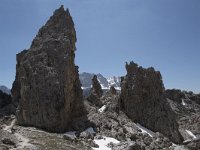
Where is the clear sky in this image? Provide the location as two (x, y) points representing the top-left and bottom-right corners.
(0, 0), (199, 93)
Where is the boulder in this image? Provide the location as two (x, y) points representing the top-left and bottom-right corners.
(11, 5), (84, 132)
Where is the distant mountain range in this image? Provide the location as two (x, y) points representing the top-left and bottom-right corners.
(0, 85), (11, 95)
(0, 72), (120, 96)
(79, 72), (121, 90)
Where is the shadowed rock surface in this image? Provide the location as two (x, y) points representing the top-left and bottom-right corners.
(119, 61), (183, 143)
(91, 75), (103, 98)
(0, 91), (11, 109)
(87, 75), (103, 107)
(0, 90), (15, 116)
(11, 5), (84, 132)
(110, 86), (117, 95)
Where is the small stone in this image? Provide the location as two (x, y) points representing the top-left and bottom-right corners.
(63, 135), (76, 142)
(80, 131), (94, 139)
(88, 139), (99, 148)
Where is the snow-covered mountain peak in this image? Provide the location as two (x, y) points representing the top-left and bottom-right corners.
(0, 85), (11, 95)
(79, 72), (121, 90)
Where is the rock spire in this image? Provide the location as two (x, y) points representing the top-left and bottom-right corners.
(119, 61), (183, 143)
(12, 5), (84, 132)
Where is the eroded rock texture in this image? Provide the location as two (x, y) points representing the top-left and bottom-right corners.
(91, 75), (103, 98)
(119, 61), (183, 143)
(12, 5), (84, 132)
(166, 89), (200, 146)
(0, 90), (15, 116)
(87, 75), (103, 107)
(0, 90), (11, 109)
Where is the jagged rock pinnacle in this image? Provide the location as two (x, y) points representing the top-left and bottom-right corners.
(92, 75), (103, 98)
(12, 6), (84, 132)
(31, 5), (76, 50)
(120, 61), (183, 143)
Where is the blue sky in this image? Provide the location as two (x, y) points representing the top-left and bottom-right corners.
(0, 0), (199, 93)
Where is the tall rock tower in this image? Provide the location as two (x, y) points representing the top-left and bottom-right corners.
(12, 5), (84, 132)
(91, 75), (103, 98)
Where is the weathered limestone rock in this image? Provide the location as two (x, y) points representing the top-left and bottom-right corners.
(87, 75), (103, 107)
(11, 5), (84, 132)
(119, 61), (183, 143)
(91, 75), (103, 98)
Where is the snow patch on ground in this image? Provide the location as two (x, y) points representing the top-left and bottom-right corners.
(14, 133), (33, 149)
(64, 131), (77, 139)
(136, 123), (155, 137)
(100, 84), (109, 90)
(186, 130), (197, 139)
(81, 87), (90, 90)
(3, 118), (16, 133)
(93, 136), (120, 150)
(181, 99), (186, 106)
(115, 87), (121, 90)
(98, 105), (106, 113)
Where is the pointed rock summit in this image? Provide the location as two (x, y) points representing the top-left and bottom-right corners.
(87, 75), (103, 107)
(120, 61), (183, 143)
(12, 6), (84, 132)
(91, 75), (103, 98)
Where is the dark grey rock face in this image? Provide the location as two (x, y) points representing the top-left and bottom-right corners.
(11, 5), (84, 132)
(0, 90), (15, 115)
(188, 93), (200, 105)
(119, 61), (183, 143)
(0, 90), (11, 108)
(87, 75), (103, 107)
